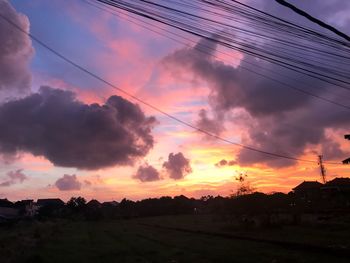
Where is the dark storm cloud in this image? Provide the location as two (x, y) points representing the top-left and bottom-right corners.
(235, 104), (350, 167)
(321, 140), (345, 160)
(164, 37), (317, 117)
(163, 3), (350, 168)
(196, 109), (224, 136)
(0, 86), (156, 169)
(0, 169), (27, 187)
(55, 174), (81, 191)
(163, 152), (192, 180)
(133, 163), (161, 182)
(215, 159), (237, 168)
(0, 0), (33, 97)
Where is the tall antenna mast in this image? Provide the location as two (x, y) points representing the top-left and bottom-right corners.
(318, 155), (327, 184)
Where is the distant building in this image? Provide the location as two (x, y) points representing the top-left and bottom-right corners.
(321, 177), (350, 207)
(292, 178), (350, 209)
(0, 207), (19, 222)
(37, 198), (65, 208)
(0, 198), (13, 208)
(102, 201), (118, 207)
(86, 199), (102, 209)
(323, 177), (350, 192)
(293, 181), (323, 193)
(292, 181), (323, 200)
(36, 199), (65, 218)
(14, 200), (39, 217)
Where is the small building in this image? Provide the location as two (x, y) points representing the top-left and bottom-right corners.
(323, 177), (350, 192)
(14, 200), (39, 217)
(37, 198), (65, 218)
(0, 198), (13, 208)
(102, 201), (118, 207)
(322, 178), (350, 207)
(37, 198), (65, 208)
(292, 177), (350, 209)
(292, 181), (323, 200)
(0, 207), (19, 222)
(86, 199), (102, 209)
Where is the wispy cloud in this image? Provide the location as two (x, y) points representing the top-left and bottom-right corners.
(0, 169), (27, 187)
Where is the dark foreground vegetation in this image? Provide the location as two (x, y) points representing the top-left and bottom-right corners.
(1, 185), (350, 262)
(1, 215), (350, 263)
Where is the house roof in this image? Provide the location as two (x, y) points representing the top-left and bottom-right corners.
(102, 201), (118, 207)
(342, 158), (350, 164)
(87, 199), (101, 207)
(325, 177), (350, 187)
(37, 198), (65, 206)
(13, 200), (34, 209)
(293, 181), (323, 191)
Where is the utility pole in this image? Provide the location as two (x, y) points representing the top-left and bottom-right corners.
(318, 155), (327, 184)
(342, 135), (350, 164)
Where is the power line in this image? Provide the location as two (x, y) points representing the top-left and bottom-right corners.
(95, 0), (350, 88)
(84, 0), (350, 138)
(275, 0), (350, 42)
(85, 0), (350, 109)
(87, 1), (350, 88)
(0, 12), (341, 165)
(230, 0), (349, 46)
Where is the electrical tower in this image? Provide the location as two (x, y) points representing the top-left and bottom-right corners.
(318, 155), (327, 184)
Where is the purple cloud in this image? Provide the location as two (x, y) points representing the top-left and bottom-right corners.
(0, 1), (33, 98)
(196, 109), (224, 136)
(55, 174), (81, 191)
(163, 152), (192, 180)
(215, 159), (237, 168)
(133, 163), (161, 182)
(0, 86), (156, 170)
(163, 34), (350, 167)
(0, 169), (27, 187)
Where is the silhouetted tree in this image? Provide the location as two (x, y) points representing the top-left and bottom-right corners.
(67, 197), (86, 212)
(231, 172), (255, 197)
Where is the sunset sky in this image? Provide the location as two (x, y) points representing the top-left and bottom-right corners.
(0, 0), (349, 202)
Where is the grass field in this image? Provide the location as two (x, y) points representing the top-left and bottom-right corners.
(136, 214), (350, 248)
(0, 215), (349, 263)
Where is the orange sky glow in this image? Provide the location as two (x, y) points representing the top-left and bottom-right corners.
(0, 0), (349, 202)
